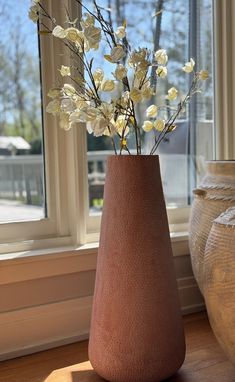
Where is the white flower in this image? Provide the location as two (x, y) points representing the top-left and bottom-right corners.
(135, 68), (146, 80)
(65, 27), (83, 45)
(182, 58), (195, 73)
(84, 25), (101, 49)
(93, 68), (104, 82)
(52, 25), (67, 39)
(154, 49), (168, 65)
(59, 65), (71, 77)
(146, 105), (158, 118)
(81, 106), (98, 121)
(103, 123), (117, 137)
(100, 79), (115, 92)
(142, 120), (154, 132)
(130, 88), (142, 103)
(81, 13), (95, 29)
(199, 70), (209, 80)
(62, 84), (76, 97)
(28, 4), (39, 23)
(156, 66), (167, 78)
(115, 115), (129, 136)
(115, 26), (126, 39)
(60, 113), (72, 130)
(69, 110), (83, 123)
(48, 88), (61, 98)
(154, 119), (165, 131)
(110, 46), (125, 63)
(76, 99), (88, 110)
(119, 91), (130, 107)
(61, 98), (75, 112)
(128, 48), (148, 68)
(99, 103), (114, 119)
(166, 87), (178, 101)
(46, 99), (61, 115)
(89, 117), (108, 136)
(141, 80), (155, 100)
(114, 64), (127, 80)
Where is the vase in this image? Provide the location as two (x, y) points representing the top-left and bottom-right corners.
(189, 160), (235, 294)
(203, 207), (235, 364)
(88, 155), (185, 382)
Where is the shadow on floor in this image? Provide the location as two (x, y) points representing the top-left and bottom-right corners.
(71, 370), (106, 381)
(71, 370), (189, 382)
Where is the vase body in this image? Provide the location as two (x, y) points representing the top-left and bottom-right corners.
(203, 207), (235, 364)
(189, 161), (235, 294)
(89, 156), (185, 382)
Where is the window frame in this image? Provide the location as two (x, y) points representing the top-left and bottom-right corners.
(0, 0), (85, 253)
(213, 0), (235, 159)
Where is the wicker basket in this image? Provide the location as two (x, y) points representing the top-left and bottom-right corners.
(189, 161), (235, 295)
(203, 207), (235, 364)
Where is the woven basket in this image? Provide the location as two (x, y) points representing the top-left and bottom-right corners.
(201, 161), (235, 193)
(203, 207), (235, 364)
(189, 161), (235, 295)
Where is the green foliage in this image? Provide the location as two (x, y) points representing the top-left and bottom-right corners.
(87, 133), (112, 151)
(29, 138), (42, 154)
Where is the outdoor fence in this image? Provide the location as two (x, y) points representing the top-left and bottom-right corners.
(0, 151), (207, 211)
(0, 155), (44, 206)
(0, 119), (214, 211)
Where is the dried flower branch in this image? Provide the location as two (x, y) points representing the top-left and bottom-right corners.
(29, 0), (209, 155)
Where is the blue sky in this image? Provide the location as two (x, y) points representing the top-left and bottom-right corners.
(0, 0), (39, 57)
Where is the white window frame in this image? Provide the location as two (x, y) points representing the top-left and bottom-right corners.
(84, 0), (235, 242)
(0, 0), (87, 254)
(213, 0), (235, 159)
(84, 0), (213, 241)
(0, 0), (235, 256)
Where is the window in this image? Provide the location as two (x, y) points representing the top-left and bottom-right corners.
(84, 0), (214, 236)
(0, 1), (80, 251)
(85, 0), (214, 236)
(1, 0), (234, 253)
(0, 0), (45, 223)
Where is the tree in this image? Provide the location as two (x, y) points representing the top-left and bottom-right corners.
(0, 0), (42, 146)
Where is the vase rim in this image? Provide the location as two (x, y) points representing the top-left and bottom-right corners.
(107, 154), (159, 159)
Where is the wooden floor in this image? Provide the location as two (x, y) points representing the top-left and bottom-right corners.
(0, 312), (234, 382)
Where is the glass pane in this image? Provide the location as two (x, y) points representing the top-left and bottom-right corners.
(85, 0), (214, 213)
(0, 0), (45, 222)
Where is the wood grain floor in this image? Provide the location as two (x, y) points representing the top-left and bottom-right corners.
(0, 312), (234, 382)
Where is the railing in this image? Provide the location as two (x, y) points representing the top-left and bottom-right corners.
(87, 151), (204, 208)
(0, 120), (213, 210)
(0, 152), (206, 208)
(0, 155), (44, 205)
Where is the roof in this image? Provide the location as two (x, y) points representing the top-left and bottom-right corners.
(0, 136), (31, 150)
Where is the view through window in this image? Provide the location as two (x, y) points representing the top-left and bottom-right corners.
(0, 0), (45, 222)
(85, 0), (214, 214)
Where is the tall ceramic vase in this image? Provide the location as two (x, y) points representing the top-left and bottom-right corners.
(89, 156), (185, 382)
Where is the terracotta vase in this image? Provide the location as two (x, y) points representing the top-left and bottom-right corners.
(189, 161), (235, 294)
(203, 207), (235, 364)
(89, 155), (185, 382)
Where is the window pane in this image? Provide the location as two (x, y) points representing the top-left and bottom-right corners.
(0, 0), (45, 222)
(85, 0), (214, 213)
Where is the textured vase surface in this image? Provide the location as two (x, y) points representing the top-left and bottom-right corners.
(204, 207), (235, 364)
(189, 160), (235, 294)
(89, 155), (185, 382)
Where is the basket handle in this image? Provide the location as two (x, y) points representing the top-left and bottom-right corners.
(193, 188), (207, 196)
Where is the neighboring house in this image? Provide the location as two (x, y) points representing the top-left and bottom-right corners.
(0, 136), (31, 155)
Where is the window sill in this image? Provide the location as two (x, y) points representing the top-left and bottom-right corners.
(0, 230), (189, 285)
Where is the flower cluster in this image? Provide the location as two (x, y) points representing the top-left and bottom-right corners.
(29, 0), (209, 155)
